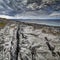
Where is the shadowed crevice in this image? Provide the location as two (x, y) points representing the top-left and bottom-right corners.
(16, 25), (20, 60)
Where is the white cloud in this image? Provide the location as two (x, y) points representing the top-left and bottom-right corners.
(0, 14), (59, 19)
(50, 11), (60, 16)
(0, 15), (14, 19)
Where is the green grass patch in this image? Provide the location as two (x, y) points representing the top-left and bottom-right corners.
(0, 22), (6, 27)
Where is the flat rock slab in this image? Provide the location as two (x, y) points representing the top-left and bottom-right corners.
(0, 20), (60, 60)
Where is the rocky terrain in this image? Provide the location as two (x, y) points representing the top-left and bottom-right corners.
(0, 19), (60, 60)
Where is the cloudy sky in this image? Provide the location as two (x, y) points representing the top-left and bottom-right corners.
(0, 0), (60, 19)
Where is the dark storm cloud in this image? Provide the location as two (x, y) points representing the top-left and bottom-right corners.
(0, 0), (60, 19)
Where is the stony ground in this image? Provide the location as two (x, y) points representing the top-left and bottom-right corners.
(0, 20), (60, 60)
(0, 21), (18, 60)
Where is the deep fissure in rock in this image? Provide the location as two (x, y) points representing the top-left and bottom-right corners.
(16, 25), (20, 60)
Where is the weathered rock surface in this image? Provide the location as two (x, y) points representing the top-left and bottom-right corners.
(0, 20), (60, 60)
(0, 21), (18, 60)
(18, 23), (60, 60)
